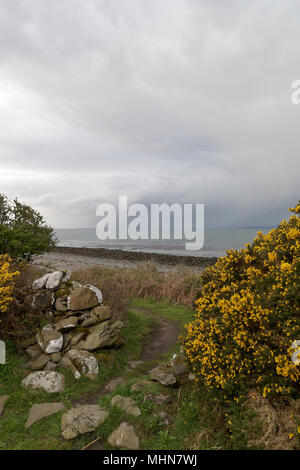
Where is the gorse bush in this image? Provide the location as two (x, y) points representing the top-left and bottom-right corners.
(0, 255), (19, 313)
(0, 194), (56, 261)
(182, 202), (300, 399)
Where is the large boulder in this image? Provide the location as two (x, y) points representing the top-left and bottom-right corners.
(45, 271), (63, 290)
(37, 329), (63, 354)
(75, 320), (124, 351)
(32, 291), (54, 310)
(108, 422), (139, 450)
(65, 349), (99, 379)
(61, 405), (108, 440)
(111, 395), (141, 417)
(67, 286), (102, 311)
(32, 274), (50, 291)
(22, 371), (65, 393)
(25, 403), (65, 428)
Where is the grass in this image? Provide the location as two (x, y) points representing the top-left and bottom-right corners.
(1, 297), (298, 450)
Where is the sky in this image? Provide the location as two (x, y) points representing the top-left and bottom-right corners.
(0, 0), (299, 229)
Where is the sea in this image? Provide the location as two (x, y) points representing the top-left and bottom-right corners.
(54, 227), (273, 258)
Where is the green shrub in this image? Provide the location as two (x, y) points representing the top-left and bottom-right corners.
(0, 194), (56, 261)
(181, 202), (300, 399)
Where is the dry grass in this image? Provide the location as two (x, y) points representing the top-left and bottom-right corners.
(246, 390), (299, 450)
(1, 264), (47, 342)
(71, 262), (202, 316)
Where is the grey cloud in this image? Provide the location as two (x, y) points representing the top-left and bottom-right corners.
(0, 0), (299, 228)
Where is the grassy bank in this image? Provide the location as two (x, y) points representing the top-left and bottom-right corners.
(2, 298), (297, 450)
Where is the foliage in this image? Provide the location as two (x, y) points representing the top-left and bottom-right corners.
(0, 255), (19, 313)
(0, 194), (56, 261)
(182, 202), (300, 399)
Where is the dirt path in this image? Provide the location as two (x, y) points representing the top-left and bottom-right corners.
(79, 306), (180, 450)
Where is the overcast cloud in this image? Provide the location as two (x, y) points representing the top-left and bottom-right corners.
(0, 0), (299, 228)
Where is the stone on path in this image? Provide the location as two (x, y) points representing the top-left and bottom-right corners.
(22, 371), (65, 393)
(25, 402), (65, 428)
(105, 376), (124, 393)
(144, 393), (172, 405)
(61, 405), (108, 440)
(108, 422), (139, 450)
(128, 360), (143, 369)
(0, 396), (8, 416)
(111, 395), (141, 417)
(130, 379), (151, 392)
(150, 366), (176, 386)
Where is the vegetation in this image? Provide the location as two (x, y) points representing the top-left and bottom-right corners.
(0, 194), (56, 261)
(0, 255), (19, 313)
(182, 202), (300, 399)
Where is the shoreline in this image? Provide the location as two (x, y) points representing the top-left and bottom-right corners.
(54, 245), (218, 268)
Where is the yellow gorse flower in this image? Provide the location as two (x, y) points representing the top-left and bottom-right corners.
(181, 204), (300, 398)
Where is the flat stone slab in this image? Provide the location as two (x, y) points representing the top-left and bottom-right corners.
(130, 379), (151, 392)
(108, 422), (139, 450)
(25, 402), (66, 428)
(22, 371), (65, 393)
(0, 396), (8, 416)
(105, 376), (124, 393)
(61, 405), (108, 440)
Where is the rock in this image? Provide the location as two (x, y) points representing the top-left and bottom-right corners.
(0, 396), (8, 416)
(32, 274), (50, 291)
(44, 361), (58, 371)
(55, 316), (78, 332)
(92, 305), (111, 322)
(32, 291), (54, 310)
(66, 349), (98, 379)
(169, 352), (188, 378)
(22, 371), (65, 393)
(150, 366), (176, 386)
(50, 352), (62, 363)
(85, 284), (103, 304)
(67, 286), (101, 311)
(25, 402), (65, 428)
(69, 330), (86, 347)
(154, 411), (170, 426)
(144, 393), (172, 405)
(130, 379), (151, 392)
(108, 422), (139, 450)
(188, 372), (196, 382)
(111, 395), (141, 417)
(61, 356), (81, 380)
(26, 345), (42, 359)
(37, 329), (63, 354)
(61, 405), (108, 440)
(62, 333), (71, 350)
(128, 360), (143, 369)
(27, 353), (50, 370)
(75, 320), (124, 351)
(45, 271), (63, 290)
(55, 298), (68, 312)
(105, 376), (124, 393)
(81, 313), (100, 327)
